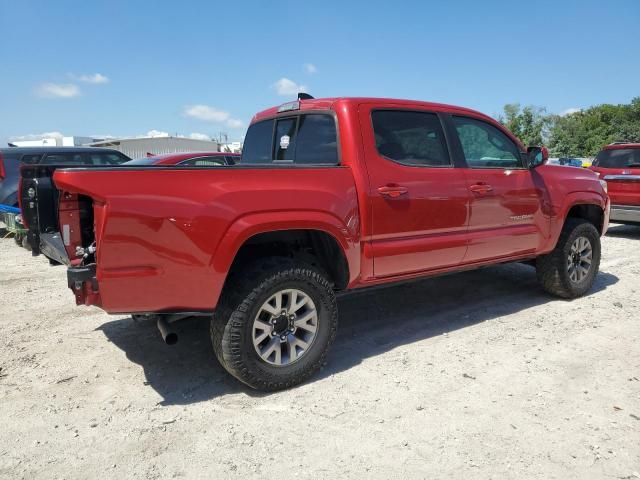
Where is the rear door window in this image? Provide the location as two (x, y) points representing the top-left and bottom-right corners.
(371, 110), (450, 166)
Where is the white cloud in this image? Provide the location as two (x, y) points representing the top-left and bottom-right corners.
(183, 104), (229, 122)
(272, 77), (308, 96)
(303, 63), (317, 74)
(183, 104), (243, 128)
(189, 132), (210, 141)
(9, 131), (65, 141)
(71, 73), (110, 84)
(35, 83), (81, 98)
(146, 130), (169, 138)
(225, 119), (244, 128)
(560, 107), (581, 116)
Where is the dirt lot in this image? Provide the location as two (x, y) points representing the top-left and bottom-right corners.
(0, 225), (639, 480)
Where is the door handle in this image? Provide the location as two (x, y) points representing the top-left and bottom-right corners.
(377, 185), (408, 198)
(469, 183), (493, 194)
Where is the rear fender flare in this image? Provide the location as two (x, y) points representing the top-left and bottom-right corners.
(209, 210), (360, 304)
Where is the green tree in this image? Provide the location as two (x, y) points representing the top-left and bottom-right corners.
(499, 104), (550, 147)
(548, 98), (640, 157)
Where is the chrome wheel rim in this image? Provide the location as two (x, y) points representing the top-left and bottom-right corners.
(252, 289), (318, 366)
(567, 236), (593, 283)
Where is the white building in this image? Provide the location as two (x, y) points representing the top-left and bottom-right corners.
(88, 136), (221, 159)
(9, 136), (102, 147)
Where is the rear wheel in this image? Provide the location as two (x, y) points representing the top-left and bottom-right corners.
(536, 219), (601, 298)
(211, 259), (338, 391)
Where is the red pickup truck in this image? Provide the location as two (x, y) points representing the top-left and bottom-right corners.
(21, 96), (610, 390)
(590, 143), (640, 225)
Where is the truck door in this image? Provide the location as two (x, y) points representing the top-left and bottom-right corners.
(359, 106), (470, 278)
(446, 114), (545, 262)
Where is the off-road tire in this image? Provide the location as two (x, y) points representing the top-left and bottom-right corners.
(536, 219), (601, 298)
(210, 258), (338, 391)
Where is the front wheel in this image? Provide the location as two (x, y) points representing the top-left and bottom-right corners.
(536, 219), (601, 298)
(211, 259), (338, 391)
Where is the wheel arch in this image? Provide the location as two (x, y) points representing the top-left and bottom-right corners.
(210, 211), (360, 308)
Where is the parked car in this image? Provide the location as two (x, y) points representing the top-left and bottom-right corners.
(590, 143), (640, 225)
(0, 147), (130, 207)
(123, 151), (239, 166)
(21, 96), (609, 391)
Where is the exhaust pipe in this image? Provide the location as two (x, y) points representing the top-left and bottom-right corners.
(157, 317), (178, 345)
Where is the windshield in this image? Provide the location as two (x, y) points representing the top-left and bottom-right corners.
(594, 148), (640, 168)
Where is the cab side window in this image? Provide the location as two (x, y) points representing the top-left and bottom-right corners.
(452, 116), (523, 168)
(371, 110), (450, 167)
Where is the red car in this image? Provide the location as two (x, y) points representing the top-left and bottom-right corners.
(22, 96), (609, 390)
(124, 151), (239, 166)
(590, 143), (640, 225)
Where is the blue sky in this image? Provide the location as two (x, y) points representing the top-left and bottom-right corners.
(1, 0), (638, 145)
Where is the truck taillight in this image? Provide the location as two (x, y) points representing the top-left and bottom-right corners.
(0, 153), (5, 180)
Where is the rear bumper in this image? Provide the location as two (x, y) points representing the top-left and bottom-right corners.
(67, 264), (102, 307)
(610, 204), (640, 225)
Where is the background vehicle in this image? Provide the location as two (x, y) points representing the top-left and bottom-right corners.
(123, 151), (239, 166)
(10, 147), (130, 262)
(590, 143), (640, 225)
(21, 97), (609, 391)
(0, 147), (130, 207)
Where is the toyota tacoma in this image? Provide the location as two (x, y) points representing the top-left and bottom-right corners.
(21, 96), (610, 390)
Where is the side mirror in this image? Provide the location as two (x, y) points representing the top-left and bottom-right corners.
(527, 146), (549, 169)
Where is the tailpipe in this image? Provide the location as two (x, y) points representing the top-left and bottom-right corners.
(157, 317), (178, 345)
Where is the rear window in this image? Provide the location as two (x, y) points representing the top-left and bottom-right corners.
(594, 148), (640, 168)
(242, 120), (274, 164)
(241, 114), (338, 165)
(296, 114), (338, 164)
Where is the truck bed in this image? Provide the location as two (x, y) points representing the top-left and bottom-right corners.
(21, 164), (360, 313)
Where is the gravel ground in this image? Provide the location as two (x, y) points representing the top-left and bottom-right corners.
(0, 225), (639, 479)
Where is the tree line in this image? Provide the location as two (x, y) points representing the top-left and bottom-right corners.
(498, 97), (640, 157)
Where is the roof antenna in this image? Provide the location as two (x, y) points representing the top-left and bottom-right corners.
(297, 93), (314, 100)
